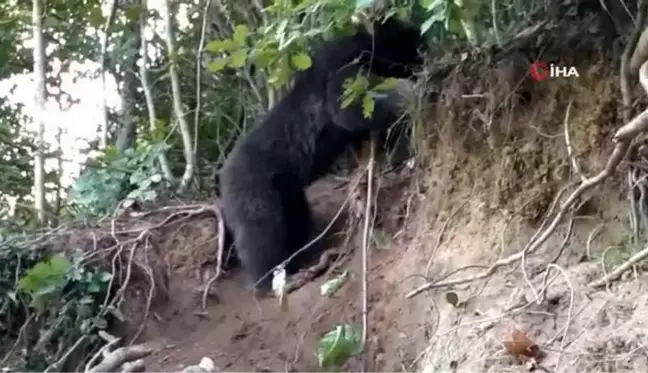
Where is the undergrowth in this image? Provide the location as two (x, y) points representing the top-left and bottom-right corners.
(0, 235), (115, 372)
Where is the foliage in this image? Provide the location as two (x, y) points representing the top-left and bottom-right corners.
(0, 100), (38, 233)
(0, 102), (36, 199)
(0, 237), (114, 371)
(68, 141), (170, 217)
(419, 0), (480, 38)
(315, 323), (362, 370)
(341, 75), (400, 118)
(205, 0), (420, 119)
(205, 0), (359, 89)
(17, 254), (72, 314)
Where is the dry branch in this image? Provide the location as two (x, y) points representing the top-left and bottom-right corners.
(588, 243), (648, 287)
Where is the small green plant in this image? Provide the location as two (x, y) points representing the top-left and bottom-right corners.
(17, 253), (71, 314)
(68, 142), (170, 217)
(315, 323), (362, 370)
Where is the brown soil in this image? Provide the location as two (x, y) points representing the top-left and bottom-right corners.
(109, 168), (430, 372)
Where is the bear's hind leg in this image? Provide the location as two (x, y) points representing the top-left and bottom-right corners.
(233, 218), (288, 294)
(280, 185), (314, 275)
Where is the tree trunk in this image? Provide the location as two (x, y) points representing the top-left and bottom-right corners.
(32, 0), (47, 226)
(139, 0), (174, 182)
(115, 13), (142, 152)
(162, 0), (195, 193)
(99, 0), (117, 149)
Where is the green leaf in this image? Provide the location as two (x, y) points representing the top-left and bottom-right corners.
(355, 75), (370, 90)
(43, 15), (59, 28)
(320, 271), (348, 297)
(88, 6), (104, 28)
(205, 39), (234, 53)
(316, 324), (362, 369)
(445, 16), (463, 34)
(232, 24), (249, 47)
(124, 6), (141, 23)
(373, 78), (398, 92)
(362, 94), (374, 118)
(255, 49), (276, 69)
(100, 272), (113, 282)
(230, 50), (248, 68)
(18, 254), (71, 294)
(141, 190), (158, 201)
(268, 57), (290, 88)
(18, 254), (72, 313)
(290, 53), (312, 70)
(207, 58), (229, 72)
(340, 95), (356, 109)
(86, 279), (102, 293)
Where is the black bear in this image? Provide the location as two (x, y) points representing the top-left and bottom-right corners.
(219, 15), (427, 293)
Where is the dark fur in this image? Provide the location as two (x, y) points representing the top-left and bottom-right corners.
(219, 16), (427, 292)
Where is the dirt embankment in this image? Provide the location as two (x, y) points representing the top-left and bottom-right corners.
(24, 11), (648, 373)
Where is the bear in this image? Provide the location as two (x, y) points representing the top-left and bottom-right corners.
(219, 15), (427, 293)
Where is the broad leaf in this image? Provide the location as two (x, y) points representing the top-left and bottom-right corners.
(290, 53), (312, 70)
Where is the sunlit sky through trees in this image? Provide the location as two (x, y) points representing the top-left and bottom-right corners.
(0, 0), (192, 197)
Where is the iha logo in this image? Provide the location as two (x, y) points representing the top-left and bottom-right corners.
(529, 60), (579, 81)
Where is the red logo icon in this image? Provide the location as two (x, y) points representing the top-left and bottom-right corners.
(529, 60), (549, 81)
